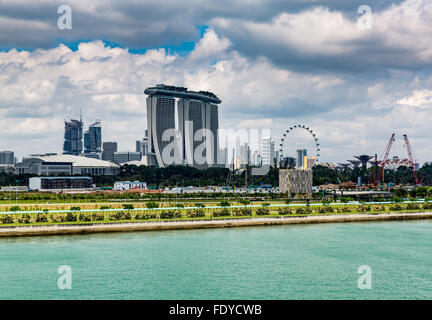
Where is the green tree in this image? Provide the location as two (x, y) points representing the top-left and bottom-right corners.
(146, 202), (159, 209)
(219, 200), (230, 207)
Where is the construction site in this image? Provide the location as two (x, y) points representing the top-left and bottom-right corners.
(318, 133), (427, 192)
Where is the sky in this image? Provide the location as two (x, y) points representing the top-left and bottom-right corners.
(0, 0), (432, 164)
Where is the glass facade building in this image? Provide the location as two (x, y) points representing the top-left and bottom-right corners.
(84, 120), (102, 154)
(0, 151), (14, 165)
(102, 142), (117, 161)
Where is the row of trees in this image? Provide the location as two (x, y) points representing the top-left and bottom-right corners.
(0, 165), (280, 189)
(1, 162), (432, 189)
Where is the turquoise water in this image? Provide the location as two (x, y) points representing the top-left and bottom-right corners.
(1, 221), (432, 299)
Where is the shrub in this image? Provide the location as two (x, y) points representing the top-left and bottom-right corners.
(122, 204), (134, 210)
(296, 207), (312, 215)
(109, 212), (121, 220)
(160, 210), (176, 219)
(109, 211), (131, 220)
(406, 203), (421, 211)
(35, 213), (48, 223)
(9, 206), (21, 212)
(318, 206), (334, 214)
(18, 214), (31, 224)
(340, 197), (354, 203)
(50, 214), (65, 223)
(240, 207), (252, 216)
(422, 203), (432, 210)
(146, 202), (159, 209)
(213, 208), (231, 217)
(239, 199), (251, 206)
(194, 203), (205, 208)
(219, 200), (230, 207)
(99, 206), (110, 210)
(232, 208), (250, 217)
(136, 212), (159, 220)
(231, 208), (241, 216)
(92, 213), (105, 221)
(175, 204), (184, 208)
(389, 204), (403, 211)
(65, 212), (77, 222)
(187, 209), (205, 218)
(358, 205), (371, 213)
(70, 207), (81, 211)
(147, 212), (159, 219)
(135, 213), (149, 220)
(278, 207), (293, 215)
(372, 205), (386, 212)
(78, 213), (92, 222)
(256, 207), (270, 216)
(338, 206), (352, 213)
(0, 215), (14, 224)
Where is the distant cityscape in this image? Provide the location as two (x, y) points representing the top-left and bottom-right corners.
(0, 84), (425, 195)
(0, 84), (316, 177)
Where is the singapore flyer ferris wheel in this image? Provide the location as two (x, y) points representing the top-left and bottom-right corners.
(278, 125), (320, 168)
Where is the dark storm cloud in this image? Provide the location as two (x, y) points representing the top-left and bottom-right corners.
(0, 0), (405, 50)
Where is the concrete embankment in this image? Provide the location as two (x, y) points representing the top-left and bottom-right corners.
(1, 212), (432, 238)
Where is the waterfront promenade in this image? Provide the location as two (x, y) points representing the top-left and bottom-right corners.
(1, 211), (431, 238)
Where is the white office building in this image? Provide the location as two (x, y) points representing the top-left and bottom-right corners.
(261, 138), (275, 167)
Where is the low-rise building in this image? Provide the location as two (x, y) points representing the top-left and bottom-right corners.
(114, 152), (142, 164)
(29, 177), (93, 191)
(113, 181), (147, 191)
(14, 154), (119, 176)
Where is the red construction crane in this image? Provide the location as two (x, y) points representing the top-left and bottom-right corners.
(375, 133), (395, 186)
(403, 134), (423, 185)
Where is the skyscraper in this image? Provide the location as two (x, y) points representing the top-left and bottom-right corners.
(136, 137), (149, 157)
(102, 142), (117, 161)
(296, 149), (307, 169)
(144, 84), (221, 168)
(0, 151), (14, 165)
(63, 119), (83, 156)
(84, 120), (102, 155)
(261, 138), (275, 166)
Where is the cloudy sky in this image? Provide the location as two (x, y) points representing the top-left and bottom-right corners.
(0, 0), (431, 164)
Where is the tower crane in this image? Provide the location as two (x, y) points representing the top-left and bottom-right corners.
(374, 133), (395, 186)
(403, 134), (423, 185)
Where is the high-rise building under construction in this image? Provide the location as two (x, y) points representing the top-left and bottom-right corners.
(63, 119), (83, 156)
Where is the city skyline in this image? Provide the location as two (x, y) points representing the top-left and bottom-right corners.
(0, 0), (431, 165)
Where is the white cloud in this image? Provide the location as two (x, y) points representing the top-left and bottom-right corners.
(188, 29), (231, 60)
(1, 3), (432, 165)
(397, 90), (432, 109)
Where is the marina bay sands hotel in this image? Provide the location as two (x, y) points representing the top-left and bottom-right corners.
(144, 84), (222, 168)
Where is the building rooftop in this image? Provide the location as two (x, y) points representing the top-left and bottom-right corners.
(144, 84), (222, 104)
(32, 176), (92, 180)
(30, 154), (119, 168)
